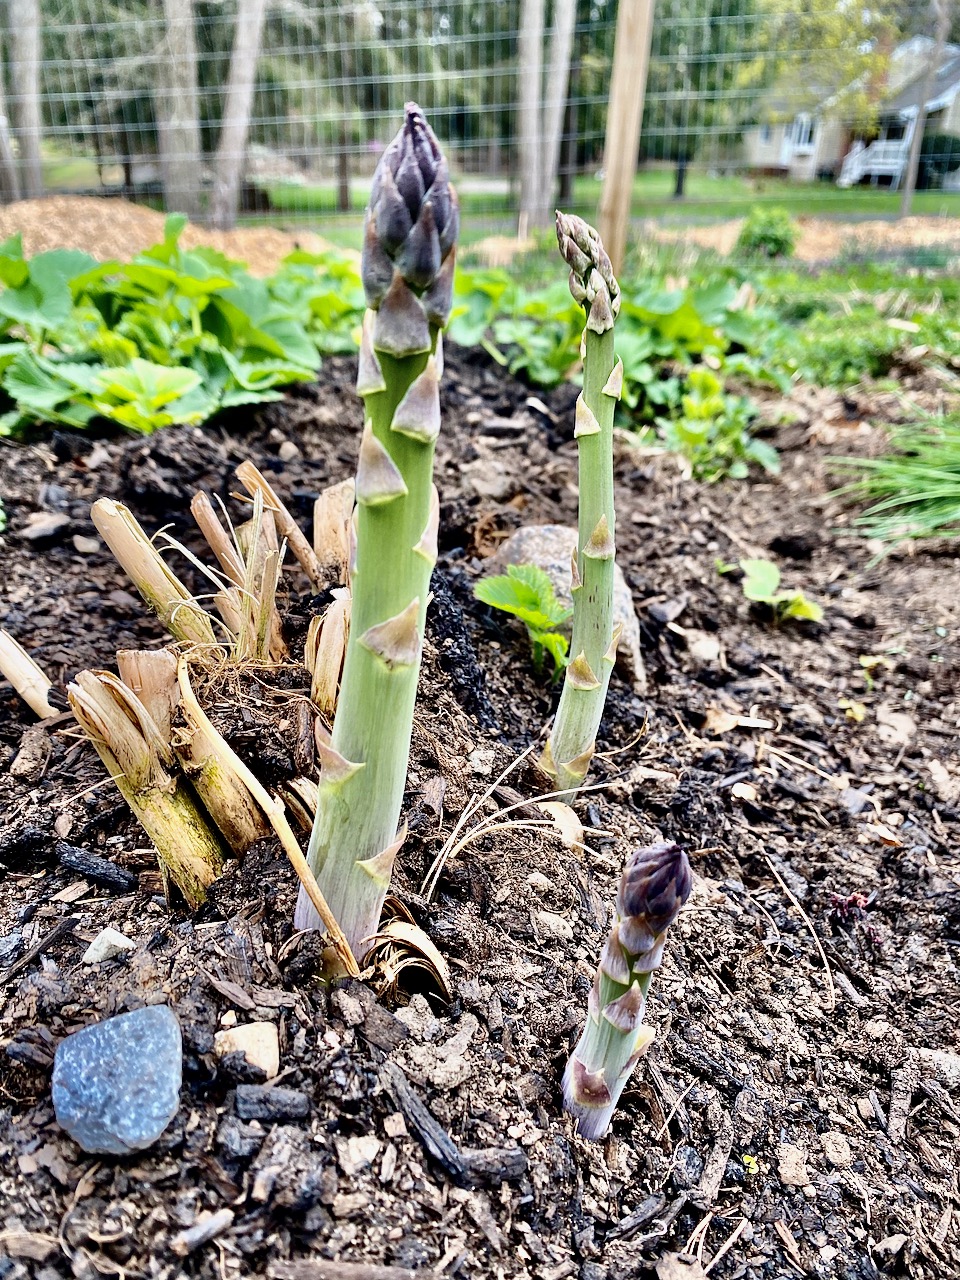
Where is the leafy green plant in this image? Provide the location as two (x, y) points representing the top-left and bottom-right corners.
(474, 563), (572, 678)
(831, 412), (960, 542)
(0, 218), (328, 436)
(658, 366), (780, 481)
(734, 557), (823, 622)
(735, 207), (798, 260)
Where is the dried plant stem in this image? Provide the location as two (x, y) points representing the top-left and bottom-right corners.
(0, 628), (56, 718)
(68, 669), (226, 908)
(91, 499), (219, 648)
(235, 460), (323, 589)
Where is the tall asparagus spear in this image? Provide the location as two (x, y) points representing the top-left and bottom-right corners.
(294, 104), (458, 959)
(541, 213), (623, 799)
(563, 842), (692, 1140)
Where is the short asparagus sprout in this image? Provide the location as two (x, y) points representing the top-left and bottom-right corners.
(541, 212), (622, 800)
(563, 841), (692, 1140)
(294, 103), (459, 959)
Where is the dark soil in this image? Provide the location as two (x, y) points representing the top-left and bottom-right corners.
(1, 347), (958, 1280)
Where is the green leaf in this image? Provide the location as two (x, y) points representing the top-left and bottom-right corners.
(474, 563), (572, 634)
(775, 592), (824, 622)
(94, 358), (202, 410)
(740, 558), (781, 601)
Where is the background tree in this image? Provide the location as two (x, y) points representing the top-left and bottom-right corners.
(7, 0), (44, 197)
(209, 0), (268, 229)
(157, 0), (202, 217)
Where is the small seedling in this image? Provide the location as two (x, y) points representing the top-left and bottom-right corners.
(658, 367), (780, 483)
(724, 557), (823, 623)
(474, 564), (571, 679)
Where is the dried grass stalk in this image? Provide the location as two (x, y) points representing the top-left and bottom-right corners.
(313, 479), (355, 584)
(304, 588), (351, 717)
(0, 629), (56, 718)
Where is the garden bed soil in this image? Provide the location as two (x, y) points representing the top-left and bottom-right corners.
(0, 347), (958, 1280)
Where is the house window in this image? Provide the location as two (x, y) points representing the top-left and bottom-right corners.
(760, 123), (772, 143)
(791, 113), (814, 151)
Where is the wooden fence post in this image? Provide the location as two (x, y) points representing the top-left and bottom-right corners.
(598, 0), (655, 272)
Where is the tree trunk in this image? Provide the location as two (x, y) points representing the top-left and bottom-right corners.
(7, 0), (43, 199)
(337, 121), (350, 213)
(517, 0), (544, 232)
(539, 0), (576, 222)
(0, 36), (21, 202)
(558, 87), (576, 203)
(158, 0), (203, 218)
(899, 0), (951, 216)
(673, 154), (688, 199)
(209, 0), (268, 230)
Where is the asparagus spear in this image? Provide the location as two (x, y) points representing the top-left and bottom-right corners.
(295, 104), (458, 959)
(563, 841), (692, 1140)
(541, 213), (623, 799)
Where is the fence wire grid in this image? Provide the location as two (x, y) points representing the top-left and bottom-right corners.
(0, 0), (956, 233)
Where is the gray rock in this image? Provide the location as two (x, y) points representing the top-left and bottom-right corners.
(489, 524), (647, 692)
(52, 1005), (182, 1154)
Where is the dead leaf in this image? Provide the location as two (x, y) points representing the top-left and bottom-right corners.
(656, 1255), (709, 1280)
(367, 918), (452, 1002)
(703, 707), (774, 735)
(536, 800), (584, 852)
(862, 822), (903, 847)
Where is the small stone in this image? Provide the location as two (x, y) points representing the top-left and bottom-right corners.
(383, 1112), (407, 1139)
(777, 1143), (809, 1187)
(81, 927), (136, 964)
(463, 457), (516, 502)
(534, 910), (574, 941)
(671, 1145), (704, 1189)
(336, 1134), (381, 1176)
(278, 440), (300, 462)
(52, 1006), (182, 1154)
(526, 872), (554, 892)
(235, 1084), (310, 1122)
(21, 511), (70, 544)
(72, 534), (101, 555)
(821, 1130), (853, 1168)
(855, 1097), (874, 1120)
(490, 524), (647, 691)
(468, 747), (496, 776)
(214, 1022), (279, 1080)
(330, 989), (366, 1027)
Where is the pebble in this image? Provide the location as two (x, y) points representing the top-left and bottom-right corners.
(278, 440), (300, 462)
(489, 524), (647, 691)
(214, 1022), (280, 1079)
(82, 927), (136, 964)
(671, 1144), (704, 1189)
(20, 511), (71, 544)
(235, 1084), (310, 1121)
(52, 1006), (182, 1154)
(72, 534), (101, 555)
(777, 1142), (809, 1187)
(821, 1130), (853, 1168)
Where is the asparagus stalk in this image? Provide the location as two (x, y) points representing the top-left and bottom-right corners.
(541, 213), (623, 800)
(295, 104), (458, 958)
(563, 841), (692, 1140)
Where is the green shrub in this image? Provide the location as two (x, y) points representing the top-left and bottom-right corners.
(657, 366), (780, 482)
(735, 207), (798, 260)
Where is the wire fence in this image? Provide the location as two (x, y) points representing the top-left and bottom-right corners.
(0, 0), (956, 236)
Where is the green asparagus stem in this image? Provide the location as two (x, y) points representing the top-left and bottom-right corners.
(563, 841), (692, 1140)
(295, 104), (458, 959)
(541, 213), (622, 799)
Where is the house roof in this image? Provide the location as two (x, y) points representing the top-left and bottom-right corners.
(883, 50), (960, 116)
